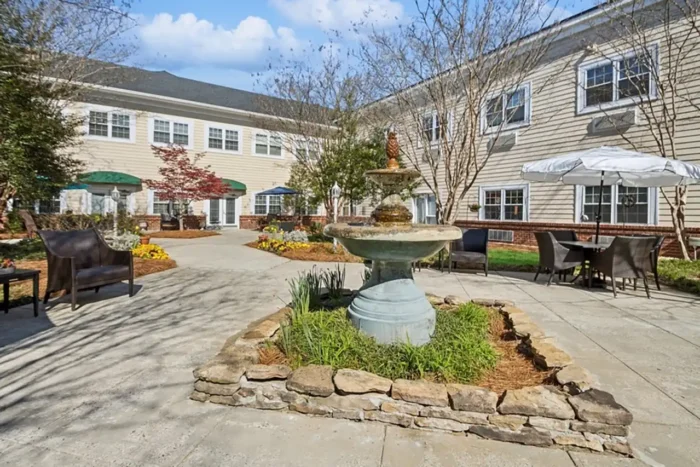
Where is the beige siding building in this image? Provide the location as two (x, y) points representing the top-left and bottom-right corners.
(384, 3), (700, 256)
(21, 68), (323, 229)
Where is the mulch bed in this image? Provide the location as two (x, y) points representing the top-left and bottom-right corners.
(148, 230), (220, 239)
(0, 232), (28, 240)
(246, 241), (363, 263)
(475, 308), (554, 393)
(1, 258), (177, 304)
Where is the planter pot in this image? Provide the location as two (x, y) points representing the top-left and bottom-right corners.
(0, 267), (16, 275)
(140, 237), (150, 245)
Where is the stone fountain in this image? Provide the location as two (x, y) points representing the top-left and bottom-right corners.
(324, 132), (462, 345)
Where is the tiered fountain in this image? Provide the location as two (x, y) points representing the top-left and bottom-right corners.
(324, 132), (462, 345)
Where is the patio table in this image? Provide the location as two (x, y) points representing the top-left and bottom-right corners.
(560, 240), (612, 287)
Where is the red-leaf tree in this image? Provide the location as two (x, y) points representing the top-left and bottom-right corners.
(144, 145), (230, 230)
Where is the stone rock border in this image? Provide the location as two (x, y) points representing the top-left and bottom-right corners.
(190, 296), (633, 458)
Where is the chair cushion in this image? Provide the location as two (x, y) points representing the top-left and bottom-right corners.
(451, 251), (487, 263)
(75, 265), (130, 286)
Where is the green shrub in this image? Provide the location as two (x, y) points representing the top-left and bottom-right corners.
(278, 303), (498, 383)
(322, 264), (346, 299)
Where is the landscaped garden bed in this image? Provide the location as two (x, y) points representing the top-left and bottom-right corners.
(0, 238), (177, 309)
(190, 268), (634, 457)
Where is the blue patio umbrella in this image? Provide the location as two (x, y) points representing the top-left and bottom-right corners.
(257, 186), (298, 196)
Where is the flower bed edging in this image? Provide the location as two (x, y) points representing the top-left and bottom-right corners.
(190, 296), (633, 457)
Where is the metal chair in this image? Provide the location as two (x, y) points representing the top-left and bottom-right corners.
(589, 236), (656, 298)
(632, 234), (664, 291)
(534, 232), (585, 286)
(448, 228), (489, 276)
(549, 230), (578, 281)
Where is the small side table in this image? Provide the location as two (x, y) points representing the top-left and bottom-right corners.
(1, 269), (40, 317)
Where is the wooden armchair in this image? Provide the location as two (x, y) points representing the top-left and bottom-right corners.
(38, 228), (134, 310)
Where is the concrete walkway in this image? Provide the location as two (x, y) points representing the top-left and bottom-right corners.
(0, 229), (698, 466)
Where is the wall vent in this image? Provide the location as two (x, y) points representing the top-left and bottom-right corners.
(489, 229), (514, 243)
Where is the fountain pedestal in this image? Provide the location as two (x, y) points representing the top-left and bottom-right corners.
(323, 131), (462, 345)
(349, 261), (435, 345)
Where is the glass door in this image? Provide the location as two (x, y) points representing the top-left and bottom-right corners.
(209, 198), (221, 225)
(224, 197), (236, 225)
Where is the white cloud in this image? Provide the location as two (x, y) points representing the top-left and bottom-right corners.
(137, 13), (302, 71)
(270, 0), (404, 31)
(538, 2), (574, 26)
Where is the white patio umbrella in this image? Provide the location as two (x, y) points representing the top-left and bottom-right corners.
(521, 146), (700, 242)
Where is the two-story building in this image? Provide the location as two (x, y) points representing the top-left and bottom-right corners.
(382, 1), (700, 256)
(22, 66), (324, 230)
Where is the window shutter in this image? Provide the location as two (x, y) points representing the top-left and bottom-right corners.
(574, 186), (583, 223)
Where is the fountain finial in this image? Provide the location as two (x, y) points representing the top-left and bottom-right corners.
(386, 131), (400, 170)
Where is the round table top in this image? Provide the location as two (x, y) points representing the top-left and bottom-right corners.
(559, 240), (612, 249)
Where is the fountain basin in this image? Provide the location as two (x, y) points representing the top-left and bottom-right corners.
(324, 222), (462, 345)
(324, 223), (462, 261)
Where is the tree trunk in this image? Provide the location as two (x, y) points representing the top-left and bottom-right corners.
(670, 186), (690, 260)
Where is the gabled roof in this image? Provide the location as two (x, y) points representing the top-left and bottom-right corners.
(77, 62), (299, 119)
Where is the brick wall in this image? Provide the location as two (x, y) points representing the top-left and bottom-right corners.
(133, 215), (206, 231)
(454, 220), (700, 258)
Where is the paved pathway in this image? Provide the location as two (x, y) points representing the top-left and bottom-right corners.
(0, 229), (698, 466)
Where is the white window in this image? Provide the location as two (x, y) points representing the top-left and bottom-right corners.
(479, 185), (528, 221)
(148, 116), (194, 148)
(38, 197), (61, 214)
(206, 124), (241, 154)
(173, 123), (189, 146)
(577, 185), (656, 225)
(482, 84), (530, 132)
(414, 194), (437, 224)
(296, 140), (320, 161)
(254, 194), (282, 215)
(85, 106), (135, 142)
(152, 193), (171, 215)
(578, 47), (657, 114)
(342, 205), (357, 217)
(422, 113), (441, 143)
(254, 133), (283, 157)
(302, 203), (318, 216)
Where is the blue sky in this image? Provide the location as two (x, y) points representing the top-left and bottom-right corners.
(127, 0), (597, 93)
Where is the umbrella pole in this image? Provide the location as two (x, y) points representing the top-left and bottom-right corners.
(595, 171), (605, 244)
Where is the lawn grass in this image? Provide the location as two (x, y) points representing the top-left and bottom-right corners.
(489, 248), (539, 271)
(657, 258), (700, 295)
(277, 303), (499, 383)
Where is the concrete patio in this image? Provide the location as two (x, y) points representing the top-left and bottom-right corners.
(0, 229), (698, 466)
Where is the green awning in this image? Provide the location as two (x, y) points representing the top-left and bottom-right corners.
(223, 178), (246, 191)
(65, 183), (89, 190)
(79, 171), (141, 186)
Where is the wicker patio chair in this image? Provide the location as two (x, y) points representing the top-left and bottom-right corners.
(448, 228), (489, 276)
(589, 236), (656, 298)
(38, 228), (134, 310)
(534, 231), (585, 286)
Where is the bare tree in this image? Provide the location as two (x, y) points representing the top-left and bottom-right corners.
(1, 1), (136, 86)
(255, 45), (386, 219)
(583, 0), (700, 259)
(359, 0), (565, 224)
